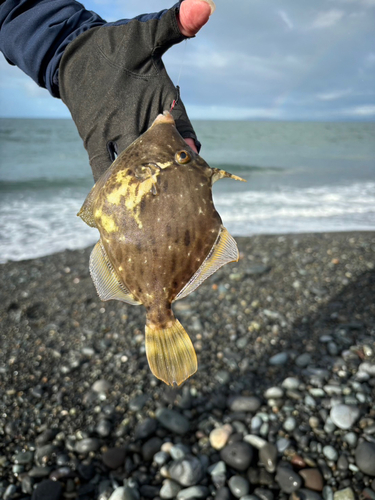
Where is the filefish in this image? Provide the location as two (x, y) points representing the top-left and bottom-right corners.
(78, 111), (245, 386)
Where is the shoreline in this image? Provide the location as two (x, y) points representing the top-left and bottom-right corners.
(1, 231), (375, 499)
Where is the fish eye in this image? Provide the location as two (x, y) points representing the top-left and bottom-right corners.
(175, 150), (191, 165)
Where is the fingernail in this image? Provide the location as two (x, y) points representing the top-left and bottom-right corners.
(199, 0), (216, 15)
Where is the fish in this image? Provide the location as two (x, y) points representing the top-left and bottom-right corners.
(78, 111), (245, 386)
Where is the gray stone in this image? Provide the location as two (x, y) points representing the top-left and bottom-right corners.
(31, 480), (62, 500)
(220, 442), (253, 471)
(228, 475), (250, 498)
(295, 353), (312, 367)
(330, 404), (360, 430)
(283, 417), (297, 432)
(154, 451), (169, 466)
(160, 480), (182, 499)
(264, 387), (284, 399)
(13, 451), (34, 464)
(323, 445), (338, 461)
(214, 487), (231, 500)
(296, 490), (323, 500)
(134, 418), (157, 440)
(259, 443), (278, 473)
(156, 408), (190, 435)
(253, 488), (274, 500)
(269, 352), (288, 365)
(228, 396), (261, 412)
(282, 377), (300, 390)
(177, 486), (209, 499)
(92, 379), (111, 393)
(355, 442), (375, 476)
(142, 436), (163, 461)
(169, 456), (203, 486)
(275, 465), (302, 493)
(129, 394), (150, 411)
(170, 444), (190, 460)
(75, 438), (100, 454)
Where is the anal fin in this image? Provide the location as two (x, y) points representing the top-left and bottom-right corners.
(145, 318), (197, 386)
(175, 227), (239, 301)
(89, 241), (141, 305)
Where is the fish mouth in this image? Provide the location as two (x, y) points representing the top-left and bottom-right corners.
(152, 111), (175, 127)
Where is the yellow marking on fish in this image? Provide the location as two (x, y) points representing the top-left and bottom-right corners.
(158, 161), (173, 169)
(128, 258), (132, 262)
(119, 266), (123, 271)
(105, 168), (160, 228)
(100, 213), (119, 233)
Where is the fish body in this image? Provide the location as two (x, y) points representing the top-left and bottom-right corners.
(79, 111), (245, 386)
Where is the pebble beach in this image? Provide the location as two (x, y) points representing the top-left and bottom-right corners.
(1, 231), (375, 500)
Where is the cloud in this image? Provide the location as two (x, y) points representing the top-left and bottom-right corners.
(317, 89), (352, 100)
(343, 104), (375, 116)
(310, 9), (345, 29)
(329, 0), (375, 6)
(277, 10), (294, 30)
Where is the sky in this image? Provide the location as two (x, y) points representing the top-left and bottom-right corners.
(0, 0), (374, 120)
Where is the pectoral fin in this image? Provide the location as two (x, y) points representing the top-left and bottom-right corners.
(145, 317), (197, 386)
(89, 241), (141, 305)
(174, 227), (239, 301)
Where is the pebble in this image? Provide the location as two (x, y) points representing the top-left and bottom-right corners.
(142, 437), (162, 461)
(269, 352), (288, 365)
(214, 487), (231, 500)
(92, 379), (111, 393)
(160, 480), (182, 499)
(220, 441), (253, 471)
(75, 438), (100, 454)
(322, 445), (338, 461)
(156, 409), (190, 435)
(134, 418), (158, 440)
(170, 444), (189, 460)
(342, 432), (358, 448)
(177, 486), (209, 499)
(228, 396), (261, 412)
(282, 377), (300, 390)
(264, 386), (284, 399)
(209, 424), (232, 450)
(31, 479), (62, 500)
(169, 456), (203, 486)
(253, 487), (274, 500)
(243, 434), (267, 449)
(129, 394), (150, 411)
(228, 475), (250, 498)
(333, 488), (355, 500)
(283, 417), (297, 432)
(355, 442), (375, 476)
(295, 353), (312, 367)
(259, 443), (278, 473)
(154, 450), (169, 466)
(330, 404), (360, 430)
(13, 451), (34, 464)
(299, 468), (324, 492)
(275, 465), (302, 493)
(102, 447), (127, 469)
(294, 490), (323, 500)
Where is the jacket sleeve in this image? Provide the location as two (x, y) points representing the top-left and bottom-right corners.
(0, 0), (106, 97)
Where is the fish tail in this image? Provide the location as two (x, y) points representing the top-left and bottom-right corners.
(145, 316), (197, 387)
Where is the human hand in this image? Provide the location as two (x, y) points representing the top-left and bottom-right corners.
(59, 0), (215, 181)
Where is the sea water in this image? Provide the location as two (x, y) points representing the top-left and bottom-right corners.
(0, 118), (374, 263)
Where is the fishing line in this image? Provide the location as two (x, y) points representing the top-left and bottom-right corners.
(170, 39), (187, 112)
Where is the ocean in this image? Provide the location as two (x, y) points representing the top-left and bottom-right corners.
(0, 118), (374, 263)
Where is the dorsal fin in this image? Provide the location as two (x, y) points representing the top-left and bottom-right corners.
(90, 241), (141, 305)
(211, 168), (246, 184)
(174, 227), (239, 301)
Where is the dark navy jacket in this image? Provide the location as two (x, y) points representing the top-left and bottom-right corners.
(0, 0), (174, 98)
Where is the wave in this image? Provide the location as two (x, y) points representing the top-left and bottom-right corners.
(0, 177), (93, 192)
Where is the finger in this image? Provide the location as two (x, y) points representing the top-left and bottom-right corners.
(184, 137), (198, 153)
(177, 0), (215, 37)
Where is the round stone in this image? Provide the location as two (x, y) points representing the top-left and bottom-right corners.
(177, 486), (209, 499)
(228, 475), (250, 498)
(169, 456), (203, 486)
(269, 352), (288, 365)
(102, 447), (126, 469)
(220, 442), (253, 471)
(13, 451), (34, 464)
(209, 425), (232, 450)
(214, 487), (231, 500)
(160, 480), (182, 499)
(323, 445), (338, 462)
(295, 353), (312, 367)
(282, 377), (300, 390)
(92, 379), (111, 393)
(283, 417), (297, 432)
(142, 436), (163, 461)
(259, 443), (278, 473)
(355, 442), (375, 476)
(330, 404), (360, 430)
(75, 438), (100, 454)
(275, 465), (302, 493)
(156, 408), (190, 435)
(264, 387), (284, 399)
(134, 418), (158, 440)
(170, 444), (190, 460)
(228, 396), (261, 413)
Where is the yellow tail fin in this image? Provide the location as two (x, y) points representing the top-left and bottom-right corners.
(145, 318), (197, 386)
